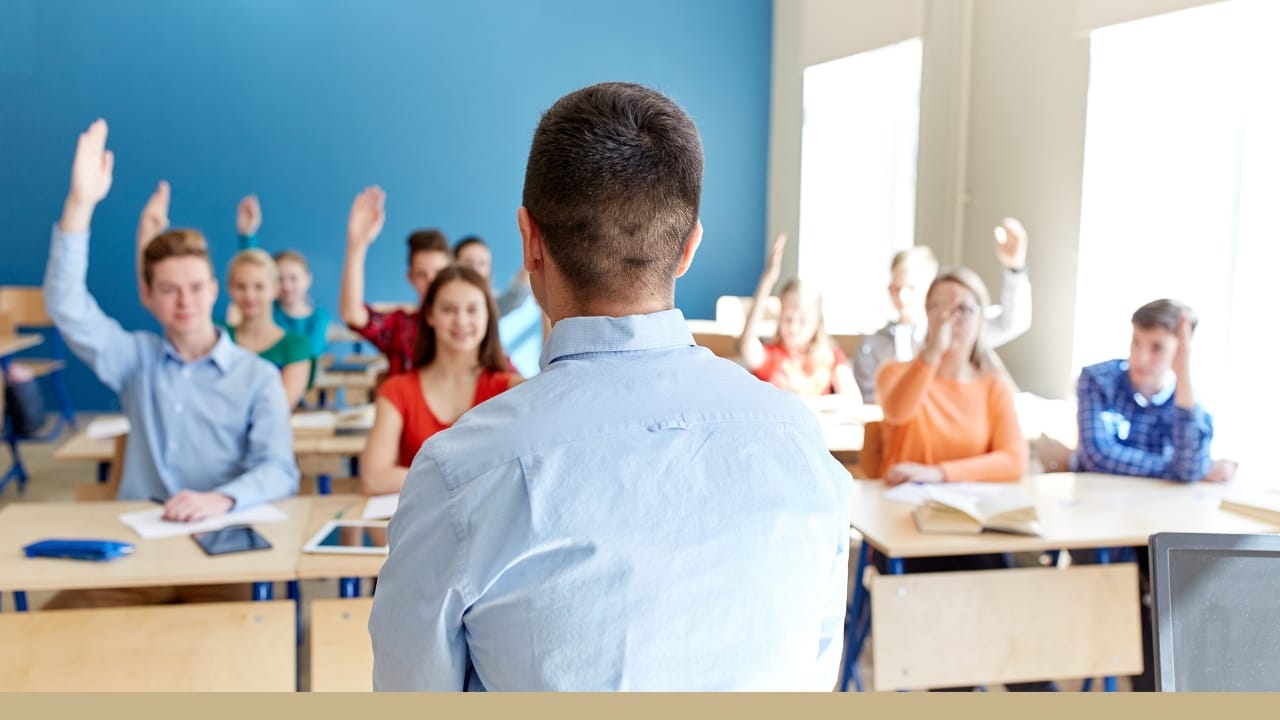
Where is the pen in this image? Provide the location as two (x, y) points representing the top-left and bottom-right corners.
(149, 496), (167, 505)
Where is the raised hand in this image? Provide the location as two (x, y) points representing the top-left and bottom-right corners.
(921, 301), (957, 363)
(237, 194), (262, 237)
(61, 119), (115, 233)
(993, 217), (1028, 271)
(761, 232), (787, 289)
(347, 186), (386, 249)
(137, 180), (171, 248)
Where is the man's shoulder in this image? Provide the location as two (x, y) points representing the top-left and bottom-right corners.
(1080, 359), (1126, 385)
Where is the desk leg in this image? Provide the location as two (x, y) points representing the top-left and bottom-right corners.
(96, 461), (110, 484)
(14, 591), (28, 612)
(287, 581), (302, 650)
(339, 577), (361, 598)
(317, 473), (331, 495)
(348, 455), (359, 478)
(839, 540), (872, 692)
(1096, 547), (1119, 692)
(252, 582), (274, 602)
(887, 557), (904, 575)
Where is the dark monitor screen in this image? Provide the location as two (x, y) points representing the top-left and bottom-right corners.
(1151, 532), (1280, 691)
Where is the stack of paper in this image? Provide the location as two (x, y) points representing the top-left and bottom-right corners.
(119, 504), (288, 540)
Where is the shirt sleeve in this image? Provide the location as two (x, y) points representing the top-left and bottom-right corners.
(1169, 404), (1213, 482)
(370, 446), (470, 690)
(937, 377), (1028, 482)
(1074, 366), (1178, 479)
(214, 370), (299, 507)
(853, 332), (892, 404)
(351, 303), (395, 355)
(306, 307), (331, 358)
(238, 234), (259, 250)
(876, 358), (935, 426)
(42, 225), (142, 393)
(985, 268), (1033, 348)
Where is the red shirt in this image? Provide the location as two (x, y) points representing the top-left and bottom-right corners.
(353, 304), (419, 377)
(752, 341), (849, 396)
(377, 368), (518, 467)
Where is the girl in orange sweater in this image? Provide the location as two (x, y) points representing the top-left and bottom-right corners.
(874, 267), (1027, 484)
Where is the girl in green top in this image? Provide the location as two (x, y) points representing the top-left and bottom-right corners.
(226, 249), (313, 408)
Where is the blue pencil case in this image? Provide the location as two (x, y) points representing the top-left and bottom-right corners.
(23, 539), (136, 562)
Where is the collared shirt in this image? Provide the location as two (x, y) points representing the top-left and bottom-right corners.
(370, 309), (851, 691)
(44, 226), (299, 508)
(852, 267), (1032, 403)
(1070, 359), (1213, 482)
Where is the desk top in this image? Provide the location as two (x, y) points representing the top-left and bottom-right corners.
(295, 495), (388, 580)
(0, 497), (319, 592)
(55, 421), (369, 464)
(849, 473), (1280, 558)
(0, 333), (42, 358)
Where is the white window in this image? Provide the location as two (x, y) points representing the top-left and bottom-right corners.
(798, 37), (922, 334)
(1075, 0), (1280, 470)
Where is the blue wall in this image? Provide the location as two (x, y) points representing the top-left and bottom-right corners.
(0, 0), (772, 411)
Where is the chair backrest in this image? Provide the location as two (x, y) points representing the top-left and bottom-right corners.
(0, 287), (51, 329)
(1150, 532), (1280, 691)
(858, 421), (884, 479)
(72, 435), (127, 502)
(0, 601), (295, 691)
(310, 598), (374, 692)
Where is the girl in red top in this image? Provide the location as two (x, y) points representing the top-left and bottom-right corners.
(739, 233), (854, 396)
(360, 265), (521, 495)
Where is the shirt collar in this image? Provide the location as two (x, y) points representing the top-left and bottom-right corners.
(540, 309), (695, 370)
(161, 328), (237, 373)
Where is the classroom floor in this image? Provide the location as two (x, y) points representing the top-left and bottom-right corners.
(3, 416), (1123, 692)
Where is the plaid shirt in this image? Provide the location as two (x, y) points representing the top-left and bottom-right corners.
(352, 304), (419, 377)
(1070, 359), (1213, 482)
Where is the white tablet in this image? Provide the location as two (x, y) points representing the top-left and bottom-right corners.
(302, 519), (390, 555)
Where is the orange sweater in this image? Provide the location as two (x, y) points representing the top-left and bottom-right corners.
(874, 358), (1027, 482)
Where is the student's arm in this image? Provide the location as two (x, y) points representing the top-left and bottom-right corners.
(831, 348), (856, 395)
(213, 373), (300, 508)
(495, 270), (532, 317)
(280, 359), (310, 409)
(875, 358), (936, 425)
(236, 194), (262, 250)
(739, 232), (787, 370)
(45, 120), (142, 393)
(360, 395), (410, 496)
(369, 448), (470, 690)
(303, 307), (332, 358)
(1168, 314), (1213, 481)
(135, 180), (170, 305)
(985, 218), (1032, 348)
(340, 186), (386, 331)
(936, 377), (1028, 482)
(1075, 367), (1178, 478)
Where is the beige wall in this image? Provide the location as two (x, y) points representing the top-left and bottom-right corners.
(768, 0), (1219, 397)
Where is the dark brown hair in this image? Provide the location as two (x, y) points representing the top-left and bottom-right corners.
(521, 82), (703, 303)
(413, 264), (507, 373)
(142, 229), (214, 287)
(1132, 298), (1196, 334)
(407, 229), (450, 267)
(453, 235), (488, 257)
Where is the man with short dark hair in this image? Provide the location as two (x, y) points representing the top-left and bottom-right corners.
(1069, 298), (1220, 482)
(370, 83), (851, 691)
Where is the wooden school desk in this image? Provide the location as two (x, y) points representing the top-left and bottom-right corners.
(840, 473), (1280, 692)
(0, 497), (319, 611)
(296, 494), (387, 599)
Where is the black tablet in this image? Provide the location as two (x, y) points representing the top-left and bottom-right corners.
(192, 525), (273, 556)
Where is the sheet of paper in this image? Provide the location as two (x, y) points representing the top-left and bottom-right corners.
(119, 503), (288, 540)
(362, 493), (400, 520)
(884, 481), (1009, 507)
(291, 411), (338, 431)
(86, 415), (131, 440)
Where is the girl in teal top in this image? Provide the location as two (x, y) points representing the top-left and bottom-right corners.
(226, 248), (314, 408)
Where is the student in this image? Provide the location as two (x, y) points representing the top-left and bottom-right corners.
(1041, 300), (1232, 483)
(340, 190), (451, 375)
(854, 219), (1033, 403)
(223, 249), (314, 409)
(738, 232), (854, 396)
(875, 267), (1026, 484)
(453, 235), (534, 317)
(45, 120), (297, 521)
(234, 195), (331, 358)
(360, 265), (521, 496)
(369, 83), (850, 691)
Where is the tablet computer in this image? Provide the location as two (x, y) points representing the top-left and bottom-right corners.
(193, 525), (273, 556)
(302, 519), (390, 555)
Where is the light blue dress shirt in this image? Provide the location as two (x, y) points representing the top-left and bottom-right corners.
(44, 226), (299, 508)
(370, 309), (851, 690)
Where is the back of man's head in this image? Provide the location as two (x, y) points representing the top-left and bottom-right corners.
(522, 82), (703, 304)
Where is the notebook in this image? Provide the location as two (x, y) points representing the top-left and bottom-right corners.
(912, 485), (1043, 536)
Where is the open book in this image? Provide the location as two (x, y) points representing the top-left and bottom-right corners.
(912, 485), (1043, 536)
(1220, 492), (1280, 527)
